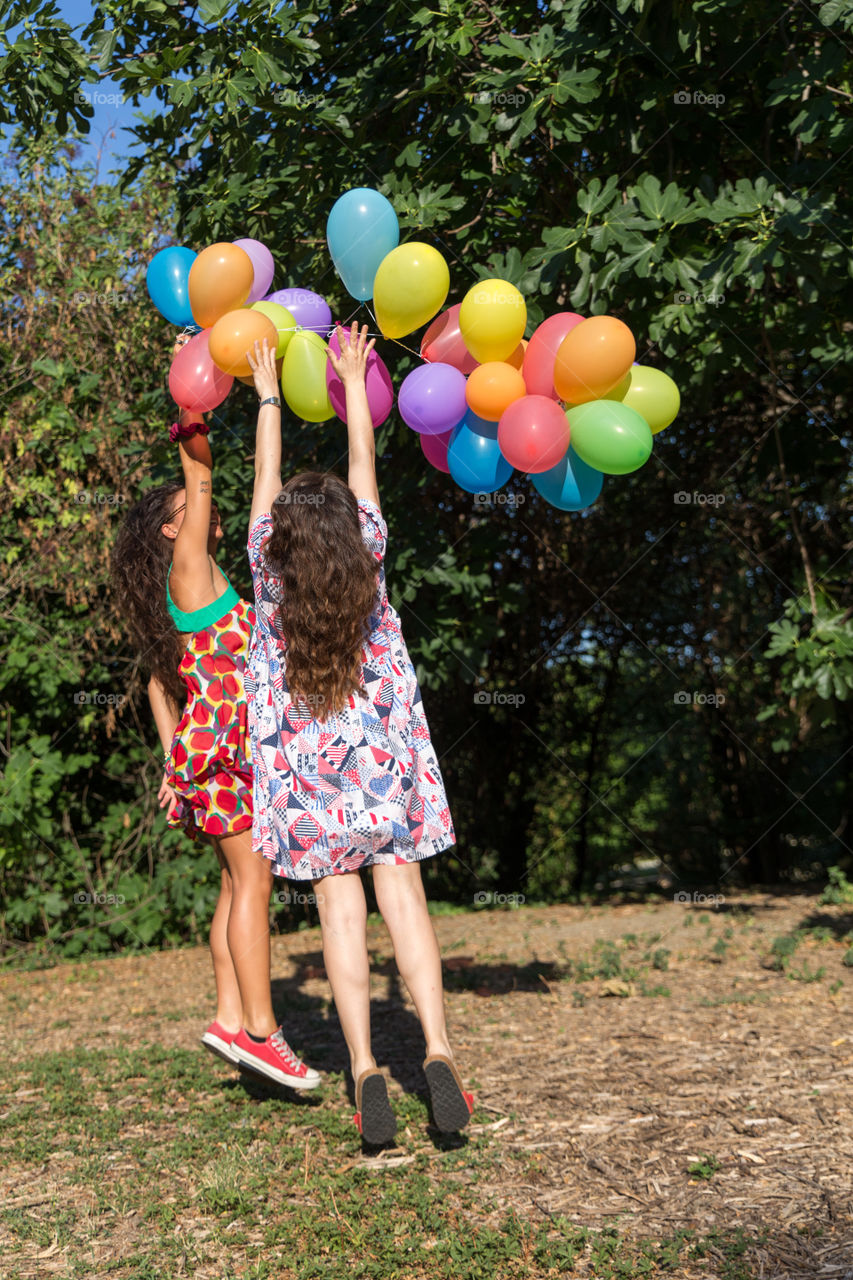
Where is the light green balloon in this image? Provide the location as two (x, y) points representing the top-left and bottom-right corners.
(620, 365), (680, 434)
(568, 399), (654, 475)
(281, 330), (335, 422)
(250, 300), (296, 359)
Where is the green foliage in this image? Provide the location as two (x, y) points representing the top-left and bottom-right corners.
(819, 865), (853, 906)
(759, 600), (853, 752)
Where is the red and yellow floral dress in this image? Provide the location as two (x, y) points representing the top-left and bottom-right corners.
(165, 567), (255, 838)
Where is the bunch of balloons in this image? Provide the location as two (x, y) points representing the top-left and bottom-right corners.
(146, 187), (680, 512)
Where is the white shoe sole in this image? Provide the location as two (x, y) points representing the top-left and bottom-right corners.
(201, 1032), (241, 1065)
(232, 1043), (322, 1090)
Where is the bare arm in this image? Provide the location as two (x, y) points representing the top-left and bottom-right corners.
(168, 335), (217, 611)
(327, 323), (379, 509)
(148, 675), (182, 754)
(246, 337), (282, 529)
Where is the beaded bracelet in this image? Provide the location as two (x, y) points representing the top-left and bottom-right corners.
(169, 420), (210, 443)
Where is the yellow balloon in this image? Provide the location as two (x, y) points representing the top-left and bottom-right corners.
(459, 278), (527, 363)
(281, 330), (335, 422)
(250, 301), (297, 359)
(620, 365), (681, 434)
(373, 242), (450, 339)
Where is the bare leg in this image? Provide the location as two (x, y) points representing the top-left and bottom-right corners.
(372, 862), (453, 1061)
(314, 872), (374, 1079)
(218, 830), (277, 1038)
(208, 838), (242, 1031)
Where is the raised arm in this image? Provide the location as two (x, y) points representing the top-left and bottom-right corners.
(168, 336), (218, 612)
(246, 337), (282, 529)
(327, 323), (379, 509)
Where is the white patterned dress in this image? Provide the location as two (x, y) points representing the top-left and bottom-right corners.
(245, 499), (455, 880)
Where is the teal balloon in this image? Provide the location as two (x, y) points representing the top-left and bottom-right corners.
(568, 399), (654, 475)
(146, 246), (196, 326)
(531, 447), (604, 511)
(447, 412), (513, 494)
(326, 188), (400, 301)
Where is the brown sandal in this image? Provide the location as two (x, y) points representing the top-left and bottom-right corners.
(353, 1069), (397, 1145)
(423, 1054), (474, 1132)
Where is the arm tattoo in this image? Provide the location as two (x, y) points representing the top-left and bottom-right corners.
(199, 480), (210, 494)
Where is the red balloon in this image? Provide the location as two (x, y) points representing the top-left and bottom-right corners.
(420, 428), (454, 473)
(420, 303), (479, 375)
(169, 329), (234, 412)
(522, 312), (585, 399)
(497, 395), (571, 474)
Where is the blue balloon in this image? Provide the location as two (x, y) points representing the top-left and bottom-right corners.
(531, 447), (604, 511)
(447, 412), (514, 494)
(146, 246), (196, 327)
(326, 188), (400, 302)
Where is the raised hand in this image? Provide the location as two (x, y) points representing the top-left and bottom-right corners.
(246, 337), (280, 402)
(327, 322), (375, 386)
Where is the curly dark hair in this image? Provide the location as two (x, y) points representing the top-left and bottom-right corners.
(111, 480), (187, 707)
(262, 471), (379, 720)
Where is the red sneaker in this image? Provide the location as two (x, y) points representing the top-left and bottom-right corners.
(201, 1020), (240, 1066)
(232, 1027), (321, 1090)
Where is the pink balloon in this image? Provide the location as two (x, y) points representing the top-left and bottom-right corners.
(326, 328), (394, 428)
(421, 303), (479, 375)
(497, 395), (571, 474)
(169, 329), (234, 412)
(233, 238), (275, 303)
(420, 427), (454, 474)
(523, 312), (585, 399)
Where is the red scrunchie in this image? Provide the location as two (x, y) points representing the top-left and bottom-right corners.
(169, 420), (210, 443)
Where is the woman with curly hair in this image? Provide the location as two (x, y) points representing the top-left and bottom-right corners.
(244, 325), (470, 1144)
(111, 340), (319, 1091)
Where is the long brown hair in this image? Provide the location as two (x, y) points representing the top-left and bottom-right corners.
(111, 480), (187, 707)
(262, 471), (379, 720)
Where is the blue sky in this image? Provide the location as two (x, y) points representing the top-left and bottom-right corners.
(58, 0), (160, 175)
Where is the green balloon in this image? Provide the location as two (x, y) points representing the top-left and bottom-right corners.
(568, 399), (654, 475)
(620, 365), (680, 435)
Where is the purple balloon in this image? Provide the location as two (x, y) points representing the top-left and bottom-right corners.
(265, 287), (332, 336)
(420, 427), (454, 473)
(233, 238), (275, 304)
(326, 328), (394, 428)
(398, 362), (468, 435)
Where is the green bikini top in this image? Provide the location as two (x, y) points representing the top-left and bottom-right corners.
(166, 565), (241, 633)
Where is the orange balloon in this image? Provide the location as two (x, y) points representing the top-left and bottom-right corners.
(189, 243), (254, 328)
(465, 361), (527, 422)
(554, 316), (636, 405)
(209, 309), (278, 377)
(505, 339), (527, 371)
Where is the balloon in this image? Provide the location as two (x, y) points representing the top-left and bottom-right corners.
(497, 395), (571, 474)
(567, 400), (653, 475)
(265, 287), (332, 336)
(619, 365), (680, 434)
(554, 316), (636, 405)
(459, 278), (527, 363)
(146, 246), (197, 327)
(209, 309), (278, 377)
(465, 361), (527, 421)
(531, 448), (604, 511)
(326, 328), (394, 428)
(233, 238), (275, 303)
(447, 413), (513, 494)
(281, 330), (335, 422)
(373, 242), (450, 339)
(169, 329), (234, 412)
(398, 362), (467, 435)
(523, 312), (585, 398)
(326, 188), (400, 302)
(249, 300), (297, 359)
(420, 303), (479, 375)
(505, 340), (527, 371)
(188, 243), (254, 328)
(420, 428), (454, 474)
